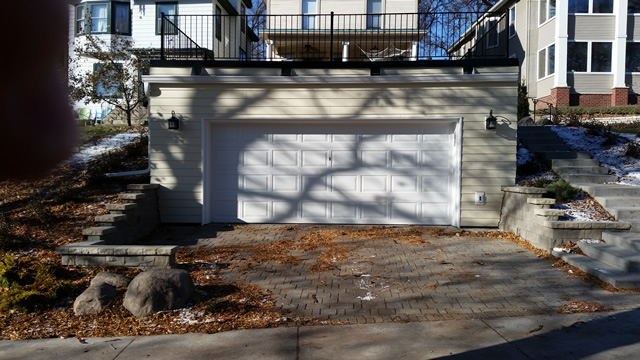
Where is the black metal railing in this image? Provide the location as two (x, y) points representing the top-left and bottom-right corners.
(160, 11), (508, 62)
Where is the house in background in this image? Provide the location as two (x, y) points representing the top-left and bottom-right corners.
(67, 0), (252, 122)
(143, 1), (519, 228)
(454, 0), (640, 108)
(261, 0), (420, 61)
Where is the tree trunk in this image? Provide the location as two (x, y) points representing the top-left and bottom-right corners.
(126, 109), (132, 127)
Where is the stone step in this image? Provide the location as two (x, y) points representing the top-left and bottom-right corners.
(95, 214), (128, 223)
(127, 184), (160, 191)
(552, 158), (600, 167)
(578, 242), (640, 272)
(527, 144), (573, 152)
(580, 184), (640, 197)
(562, 174), (618, 184)
(595, 196), (640, 208)
(540, 152), (592, 161)
(620, 220), (640, 233)
(82, 226), (117, 236)
(552, 251), (640, 289)
(609, 207), (640, 221)
(118, 193), (146, 201)
(106, 203), (138, 212)
(552, 166), (609, 175)
(602, 232), (640, 252)
(527, 198), (556, 206)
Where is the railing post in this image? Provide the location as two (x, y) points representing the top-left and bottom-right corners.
(330, 11), (334, 61)
(160, 12), (165, 60)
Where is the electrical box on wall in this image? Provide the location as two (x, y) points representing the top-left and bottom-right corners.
(475, 191), (486, 205)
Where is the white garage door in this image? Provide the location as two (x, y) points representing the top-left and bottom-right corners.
(207, 121), (460, 225)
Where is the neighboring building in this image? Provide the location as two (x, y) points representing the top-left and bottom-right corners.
(143, 1), (520, 227)
(68, 0), (251, 119)
(261, 0), (420, 61)
(452, 0), (640, 107)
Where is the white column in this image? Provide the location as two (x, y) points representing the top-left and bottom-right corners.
(342, 41), (349, 62)
(612, 0), (628, 88)
(266, 40), (273, 61)
(553, 0), (568, 88)
(411, 41), (418, 61)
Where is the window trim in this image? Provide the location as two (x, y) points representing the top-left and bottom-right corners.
(216, 6), (222, 41)
(626, 41), (640, 73)
(508, 5), (516, 39)
(485, 17), (500, 49)
(538, 0), (556, 26)
(538, 43), (555, 80)
(241, 4), (246, 34)
(75, 1), (131, 36)
(156, 2), (178, 35)
(567, 40), (613, 73)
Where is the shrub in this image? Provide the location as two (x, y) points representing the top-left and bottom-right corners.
(517, 82), (530, 120)
(544, 180), (580, 203)
(0, 255), (70, 312)
(626, 141), (640, 159)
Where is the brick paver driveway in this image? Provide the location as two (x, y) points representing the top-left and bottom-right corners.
(165, 225), (639, 324)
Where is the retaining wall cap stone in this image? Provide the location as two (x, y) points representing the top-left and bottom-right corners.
(501, 186), (547, 194)
(543, 221), (632, 230)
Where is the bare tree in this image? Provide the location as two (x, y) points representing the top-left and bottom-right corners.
(69, 36), (148, 126)
(248, 0), (267, 59)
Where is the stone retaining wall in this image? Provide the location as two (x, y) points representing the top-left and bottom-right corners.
(499, 186), (631, 251)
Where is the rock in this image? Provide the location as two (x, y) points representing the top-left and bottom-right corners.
(73, 283), (118, 315)
(535, 114), (554, 125)
(91, 272), (131, 289)
(123, 269), (194, 317)
(517, 116), (534, 127)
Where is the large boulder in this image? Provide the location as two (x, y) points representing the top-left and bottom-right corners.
(517, 116), (534, 127)
(91, 272), (131, 289)
(123, 269), (194, 317)
(73, 282), (118, 315)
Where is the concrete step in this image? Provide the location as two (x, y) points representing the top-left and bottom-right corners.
(609, 207), (640, 220)
(119, 193), (146, 202)
(552, 159), (600, 167)
(95, 214), (128, 224)
(580, 184), (640, 197)
(552, 251), (640, 289)
(106, 203), (138, 212)
(595, 196), (640, 208)
(562, 174), (618, 184)
(540, 152), (592, 161)
(527, 144), (573, 152)
(578, 242), (640, 272)
(552, 166), (609, 175)
(620, 220), (640, 233)
(602, 232), (640, 252)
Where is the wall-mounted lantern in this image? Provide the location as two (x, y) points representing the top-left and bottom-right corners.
(485, 109), (497, 130)
(168, 111), (180, 130)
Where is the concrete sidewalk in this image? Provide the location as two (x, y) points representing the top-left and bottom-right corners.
(2, 310), (639, 360)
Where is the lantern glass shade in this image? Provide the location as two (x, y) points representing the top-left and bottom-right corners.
(485, 114), (497, 130)
(168, 114), (179, 130)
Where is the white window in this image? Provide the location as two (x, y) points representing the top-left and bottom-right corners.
(509, 6), (516, 38)
(91, 4), (109, 33)
(156, 2), (178, 35)
(538, 44), (555, 79)
(302, 0), (317, 30)
(485, 18), (499, 48)
(567, 41), (612, 72)
(570, 0), (613, 13)
(367, 0), (383, 29)
(627, 43), (640, 72)
(539, 0), (556, 25)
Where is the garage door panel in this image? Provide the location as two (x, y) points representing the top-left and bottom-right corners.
(209, 122), (458, 224)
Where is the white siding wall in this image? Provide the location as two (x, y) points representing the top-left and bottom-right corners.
(569, 15), (615, 41)
(569, 73), (615, 94)
(146, 67), (518, 226)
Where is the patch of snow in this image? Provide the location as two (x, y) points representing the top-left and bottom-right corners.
(552, 126), (640, 186)
(66, 132), (143, 166)
(579, 239), (604, 244)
